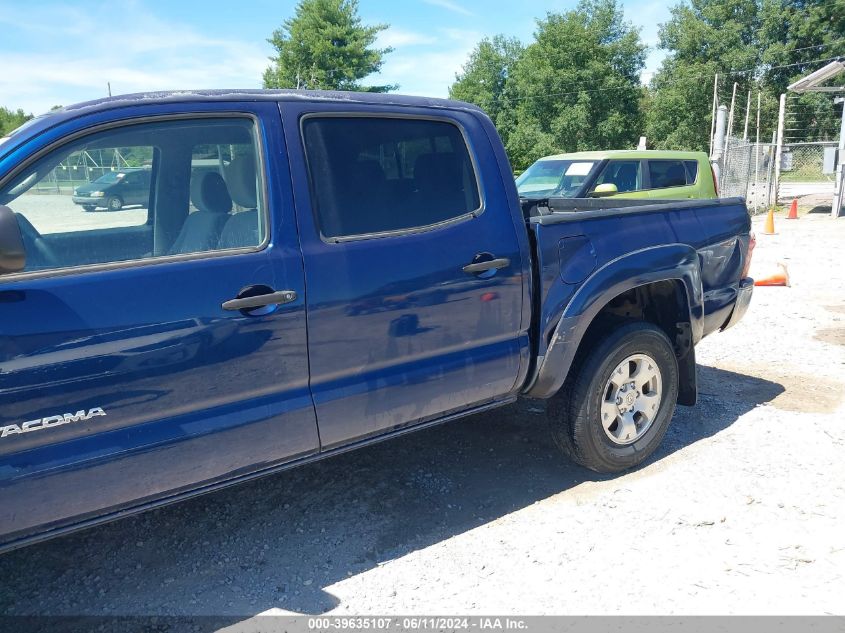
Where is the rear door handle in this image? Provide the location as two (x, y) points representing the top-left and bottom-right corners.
(222, 290), (297, 311)
(462, 258), (510, 274)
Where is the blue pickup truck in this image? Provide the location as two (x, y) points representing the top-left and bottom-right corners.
(0, 90), (753, 553)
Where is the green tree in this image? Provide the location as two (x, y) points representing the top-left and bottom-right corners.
(263, 0), (395, 92)
(0, 107), (32, 136)
(646, 0), (844, 150)
(503, 0), (647, 170)
(645, 0), (760, 151)
(759, 0), (845, 142)
(449, 35), (523, 135)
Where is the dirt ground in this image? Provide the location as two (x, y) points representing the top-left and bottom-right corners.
(0, 206), (843, 621)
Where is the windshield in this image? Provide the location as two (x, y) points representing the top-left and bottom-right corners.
(516, 159), (597, 198)
(93, 172), (125, 184)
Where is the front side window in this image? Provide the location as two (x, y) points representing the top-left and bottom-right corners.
(303, 117), (481, 239)
(648, 160), (693, 189)
(594, 160), (642, 193)
(0, 117), (265, 274)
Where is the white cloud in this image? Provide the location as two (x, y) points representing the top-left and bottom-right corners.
(0, 2), (270, 114)
(422, 0), (474, 17)
(373, 29), (482, 98)
(377, 28), (438, 48)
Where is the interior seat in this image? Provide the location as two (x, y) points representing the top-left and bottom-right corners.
(412, 153), (466, 223)
(168, 171), (231, 255)
(610, 163), (639, 192)
(219, 155), (260, 249)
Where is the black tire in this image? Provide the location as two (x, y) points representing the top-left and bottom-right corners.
(548, 321), (679, 473)
(82, 205), (96, 212)
(106, 195), (123, 211)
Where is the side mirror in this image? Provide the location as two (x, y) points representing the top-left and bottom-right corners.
(0, 205), (25, 275)
(590, 183), (619, 197)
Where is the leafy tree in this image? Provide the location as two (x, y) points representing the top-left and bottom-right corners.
(759, 0), (845, 142)
(449, 35), (524, 133)
(645, 0), (759, 151)
(646, 0), (845, 150)
(0, 107), (32, 137)
(263, 0), (395, 92)
(502, 0), (647, 170)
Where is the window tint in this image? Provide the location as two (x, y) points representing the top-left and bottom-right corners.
(303, 117), (481, 238)
(648, 160), (693, 189)
(0, 117), (265, 273)
(594, 160), (642, 193)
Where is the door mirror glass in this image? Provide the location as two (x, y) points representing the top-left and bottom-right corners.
(591, 183), (618, 197)
(0, 205), (25, 275)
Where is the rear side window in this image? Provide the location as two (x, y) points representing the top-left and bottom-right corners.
(302, 117), (481, 239)
(684, 160), (699, 183)
(648, 160), (695, 189)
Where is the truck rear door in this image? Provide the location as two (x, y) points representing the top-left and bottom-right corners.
(0, 102), (318, 542)
(282, 104), (526, 448)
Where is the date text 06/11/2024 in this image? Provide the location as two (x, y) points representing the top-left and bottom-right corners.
(307, 618), (528, 630)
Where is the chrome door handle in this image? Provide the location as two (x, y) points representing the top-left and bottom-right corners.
(222, 290), (297, 311)
(462, 258), (510, 274)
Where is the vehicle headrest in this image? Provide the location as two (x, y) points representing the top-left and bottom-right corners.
(190, 171), (232, 215)
(414, 153), (462, 193)
(225, 154), (258, 209)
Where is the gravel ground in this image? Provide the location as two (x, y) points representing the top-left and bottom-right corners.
(0, 206), (843, 621)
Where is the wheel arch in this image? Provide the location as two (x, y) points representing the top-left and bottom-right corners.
(525, 244), (703, 404)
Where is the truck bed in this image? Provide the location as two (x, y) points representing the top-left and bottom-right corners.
(523, 196), (753, 397)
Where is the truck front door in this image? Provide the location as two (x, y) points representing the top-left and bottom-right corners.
(0, 102), (317, 543)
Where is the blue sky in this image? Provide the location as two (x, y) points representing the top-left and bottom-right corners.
(0, 0), (671, 115)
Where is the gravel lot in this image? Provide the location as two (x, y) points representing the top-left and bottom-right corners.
(0, 205), (843, 621)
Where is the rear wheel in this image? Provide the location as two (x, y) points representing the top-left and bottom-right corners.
(548, 321), (679, 473)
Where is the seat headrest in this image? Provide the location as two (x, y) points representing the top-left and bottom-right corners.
(190, 171), (232, 215)
(225, 154), (258, 209)
(414, 153), (462, 193)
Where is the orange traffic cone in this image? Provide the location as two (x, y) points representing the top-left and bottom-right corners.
(754, 262), (790, 287)
(786, 199), (799, 220)
(762, 208), (776, 235)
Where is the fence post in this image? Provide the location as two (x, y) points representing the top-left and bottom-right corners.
(755, 93), (761, 189)
(709, 74), (719, 157)
(742, 90), (751, 141)
(773, 93), (786, 209)
(711, 105), (728, 189)
(832, 96), (845, 219)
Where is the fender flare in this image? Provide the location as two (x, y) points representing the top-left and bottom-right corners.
(525, 244), (703, 399)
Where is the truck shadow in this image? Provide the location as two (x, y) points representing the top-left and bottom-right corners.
(0, 365), (783, 621)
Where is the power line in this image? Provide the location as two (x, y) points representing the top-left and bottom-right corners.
(497, 55), (843, 105)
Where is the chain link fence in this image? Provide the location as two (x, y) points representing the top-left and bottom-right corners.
(719, 137), (776, 213)
(777, 141), (837, 203)
(30, 148), (137, 195)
